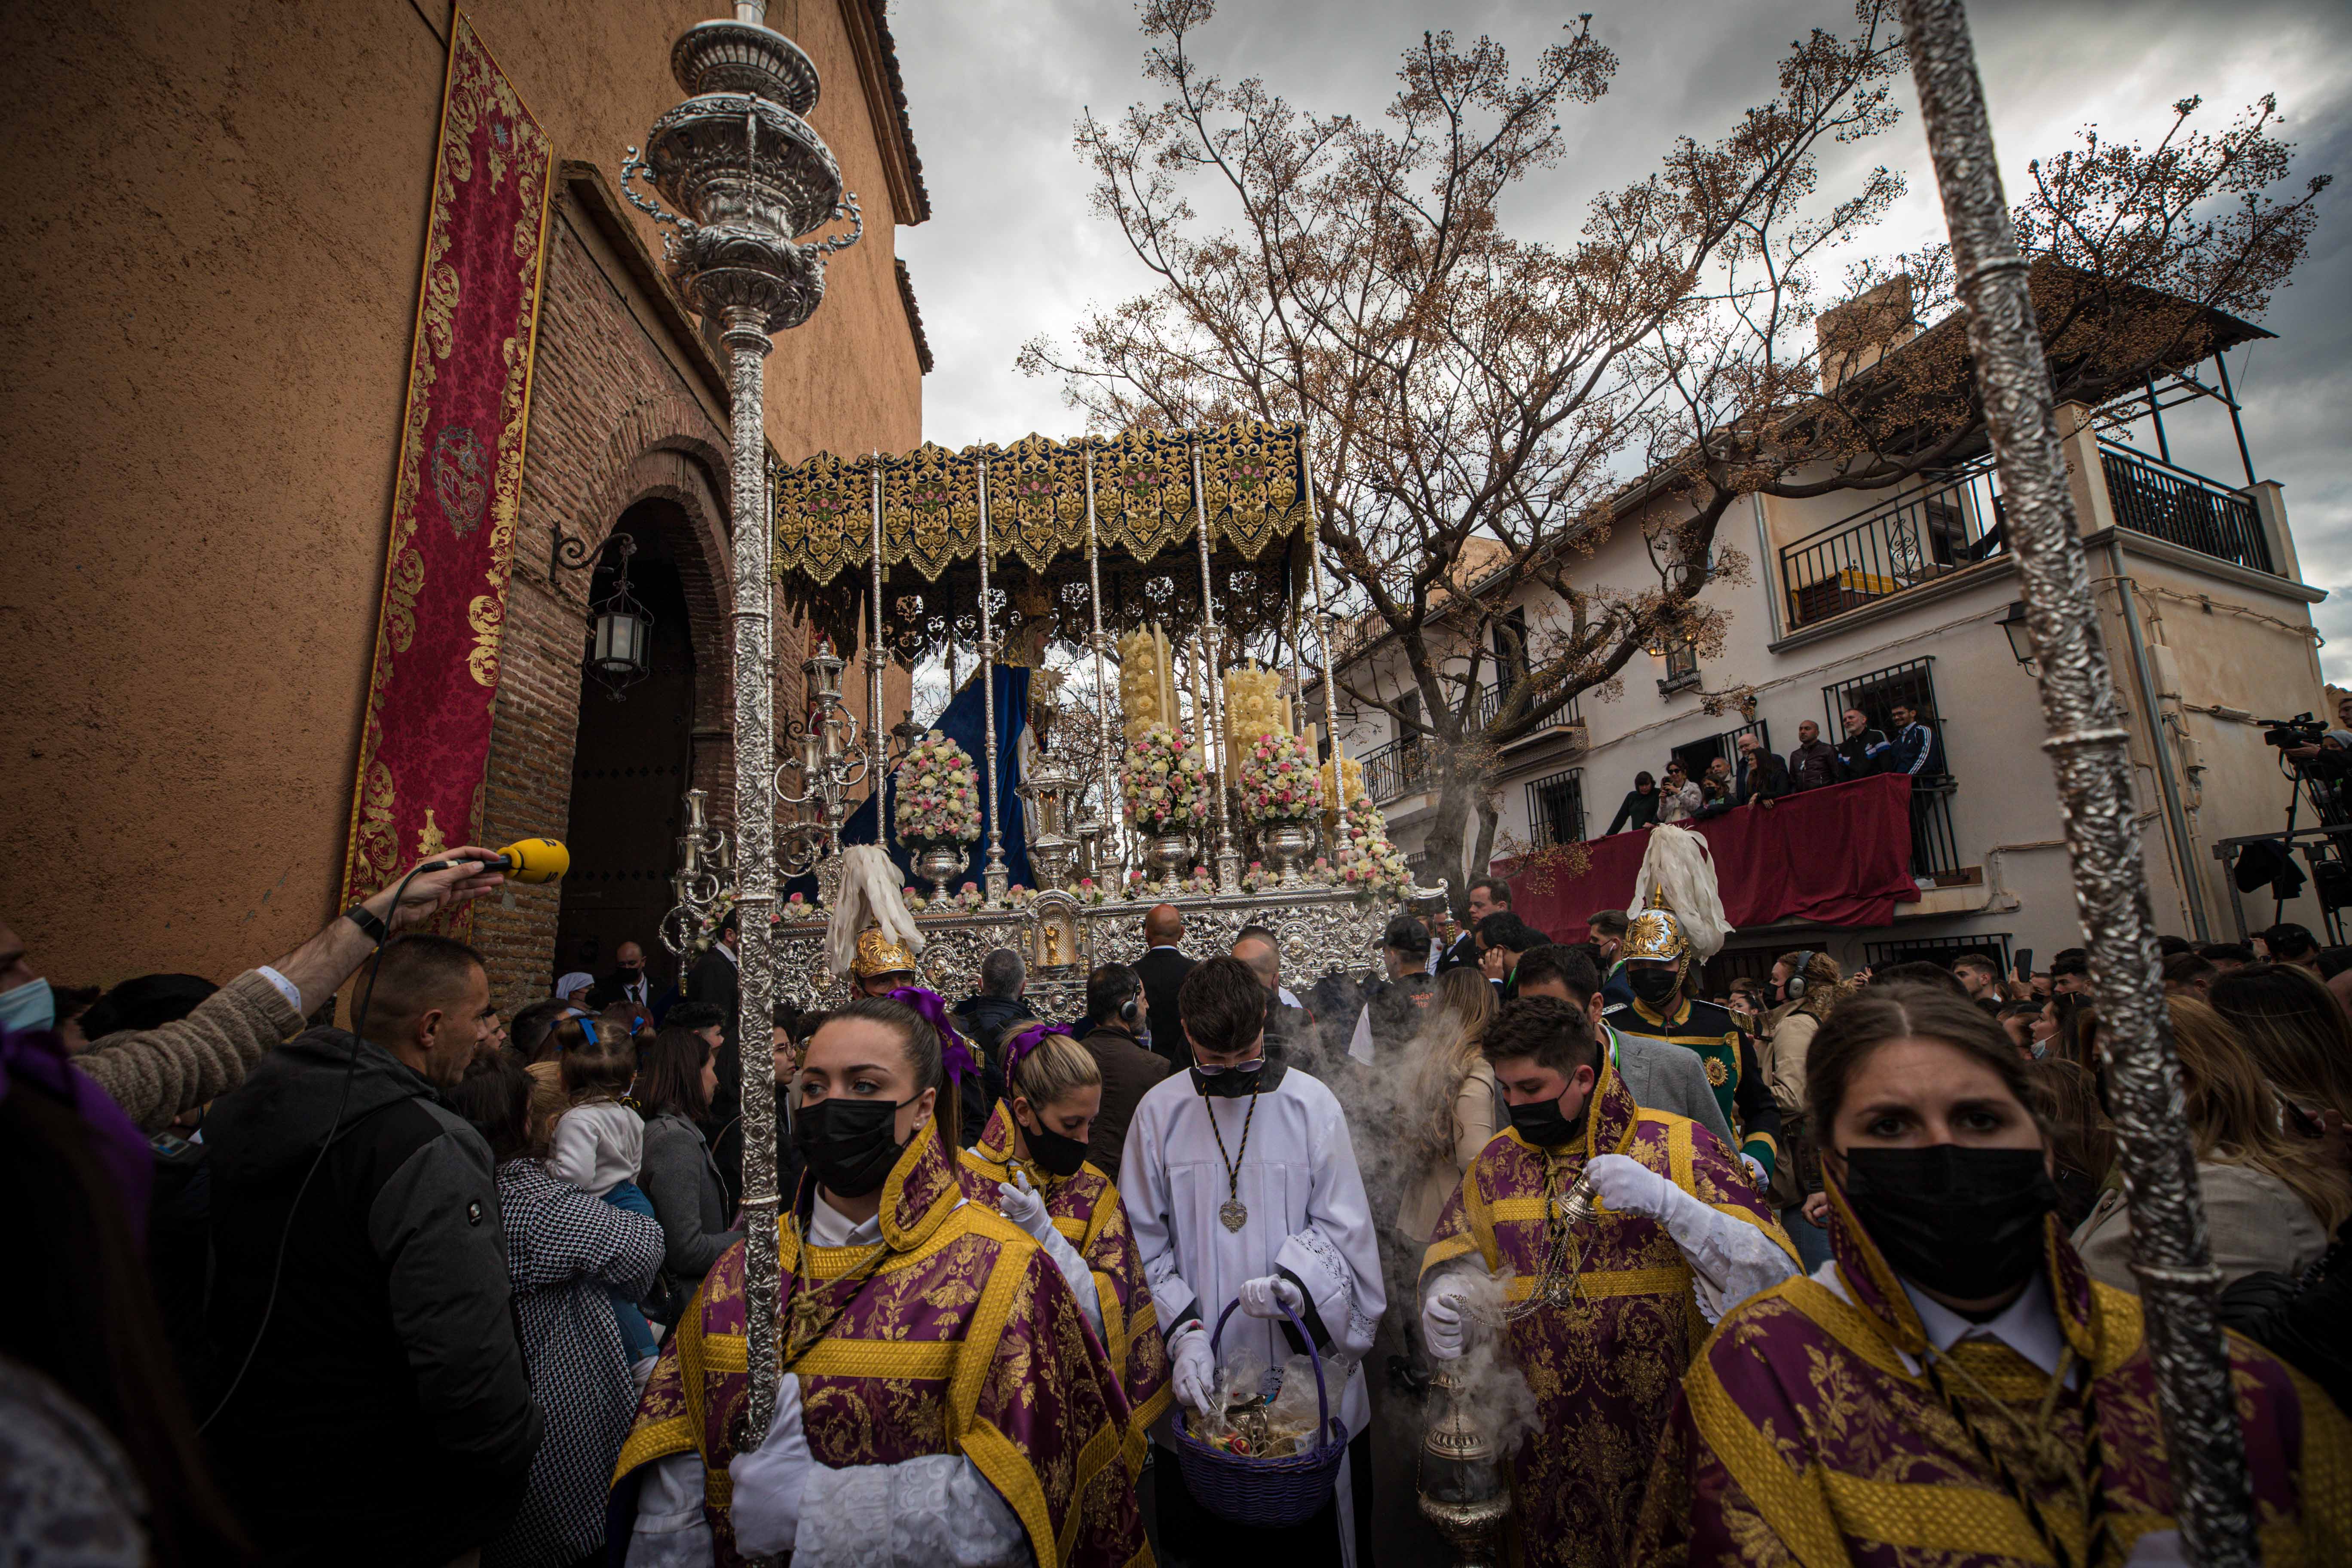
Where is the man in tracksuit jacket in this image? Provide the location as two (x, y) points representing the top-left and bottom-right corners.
(203, 934), (542, 1567)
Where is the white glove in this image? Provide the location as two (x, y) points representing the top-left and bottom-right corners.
(996, 1168), (1054, 1243)
(726, 1373), (810, 1556)
(1171, 1323), (1219, 1416)
(1421, 1280), (1470, 1361)
(1237, 1274), (1305, 1321)
(1583, 1152), (1676, 1219)
(1741, 1153), (1769, 1186)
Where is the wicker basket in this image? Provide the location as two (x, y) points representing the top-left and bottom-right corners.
(1169, 1297), (1350, 1528)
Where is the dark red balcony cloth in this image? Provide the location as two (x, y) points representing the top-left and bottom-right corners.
(1507, 774), (1919, 942)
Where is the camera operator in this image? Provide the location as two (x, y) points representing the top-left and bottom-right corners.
(2273, 707), (2349, 779)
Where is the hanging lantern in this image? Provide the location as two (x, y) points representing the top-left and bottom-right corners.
(590, 535), (653, 699)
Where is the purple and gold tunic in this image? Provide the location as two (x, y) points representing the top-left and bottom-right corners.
(960, 1100), (1174, 1464)
(1634, 1176), (2352, 1565)
(612, 1121), (1148, 1568)
(1421, 1051), (1794, 1568)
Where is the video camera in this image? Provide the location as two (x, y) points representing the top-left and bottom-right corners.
(2259, 713), (2328, 749)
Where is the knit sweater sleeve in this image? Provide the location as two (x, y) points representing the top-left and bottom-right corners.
(76, 969), (306, 1134)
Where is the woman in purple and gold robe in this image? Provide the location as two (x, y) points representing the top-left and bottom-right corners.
(612, 995), (1146, 1568)
(1635, 981), (2352, 1565)
(957, 1022), (1172, 1461)
(1419, 995), (1799, 1568)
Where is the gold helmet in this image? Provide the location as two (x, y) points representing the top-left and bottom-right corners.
(1622, 907), (1692, 978)
(852, 924), (920, 981)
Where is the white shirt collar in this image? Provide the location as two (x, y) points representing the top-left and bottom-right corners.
(1814, 1256), (2070, 1380)
(807, 1193), (883, 1248)
(1147, 943), (1182, 953)
(719, 941), (739, 967)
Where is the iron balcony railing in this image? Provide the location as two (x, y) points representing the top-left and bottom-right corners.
(1909, 776), (1965, 884)
(2098, 443), (2272, 573)
(1780, 465), (2007, 631)
(1361, 736), (1433, 803)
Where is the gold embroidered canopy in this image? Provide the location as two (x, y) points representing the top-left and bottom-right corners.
(770, 420), (1315, 659)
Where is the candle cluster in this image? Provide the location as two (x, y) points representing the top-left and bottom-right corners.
(1115, 624), (1179, 744)
(1220, 662), (1290, 766)
(1319, 753), (1365, 824)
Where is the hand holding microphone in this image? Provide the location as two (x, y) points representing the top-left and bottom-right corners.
(388, 839), (569, 931)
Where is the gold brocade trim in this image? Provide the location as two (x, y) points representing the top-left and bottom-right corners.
(1819, 1470), (2053, 1561)
(1773, 1277), (1925, 1385)
(949, 1220), (1036, 1437)
(965, 1417), (1061, 1568)
(788, 1222), (961, 1280)
(1824, 1169), (1931, 1359)
(1420, 1231), (1479, 1277)
(695, 1332), (960, 1383)
(1666, 1115), (1696, 1193)
(2087, 1280), (2144, 1379)
(1488, 1197), (1550, 1224)
(1683, 1352), (1847, 1566)
(704, 1465), (732, 1509)
(880, 1122), (964, 1253)
(1504, 1265), (1687, 1303)
(1127, 1381), (1175, 1463)
(1462, 1166), (1501, 1272)
(1747, 1130), (1781, 1158)
(1058, 1419), (1125, 1564)
(770, 421), (1310, 587)
(612, 1414), (697, 1485)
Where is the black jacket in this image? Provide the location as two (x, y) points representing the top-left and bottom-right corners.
(1079, 1023), (1173, 1184)
(1787, 738), (1839, 791)
(1735, 750), (1793, 805)
(593, 967), (655, 1011)
(1363, 972), (1438, 1056)
(1134, 946), (1197, 1064)
(1836, 727), (1889, 778)
(202, 1029), (541, 1566)
(1604, 789), (1660, 836)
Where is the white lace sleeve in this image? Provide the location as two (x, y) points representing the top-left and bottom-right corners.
(1035, 1223), (1105, 1340)
(792, 1455), (1030, 1568)
(625, 1451), (712, 1568)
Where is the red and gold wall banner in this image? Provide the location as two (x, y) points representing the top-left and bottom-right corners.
(340, 12), (554, 924)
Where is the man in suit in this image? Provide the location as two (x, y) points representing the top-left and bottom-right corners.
(594, 939), (654, 1011)
(686, 910), (743, 1200)
(1513, 943), (1736, 1153)
(1133, 902), (1196, 1066)
(1437, 876), (1511, 972)
(1234, 926), (1317, 1066)
(1076, 962), (1172, 1183)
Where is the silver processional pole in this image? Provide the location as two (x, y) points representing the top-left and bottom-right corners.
(624, 0), (862, 1441)
(1895, 0), (2256, 1556)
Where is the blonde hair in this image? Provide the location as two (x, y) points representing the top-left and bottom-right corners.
(1404, 969), (1498, 1167)
(522, 1060), (565, 1159)
(2168, 996), (2352, 1234)
(1004, 1020), (1103, 1113)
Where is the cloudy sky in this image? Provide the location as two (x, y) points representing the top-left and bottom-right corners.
(894, 0), (2350, 675)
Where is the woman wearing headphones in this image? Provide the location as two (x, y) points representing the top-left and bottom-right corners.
(959, 1019), (1173, 1458)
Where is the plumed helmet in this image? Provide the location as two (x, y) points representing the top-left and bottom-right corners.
(1622, 907), (1692, 976)
(852, 923), (920, 980)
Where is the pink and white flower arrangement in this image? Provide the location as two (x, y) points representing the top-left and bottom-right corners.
(893, 731), (984, 847)
(1237, 729), (1319, 824)
(1335, 794), (1412, 898)
(1121, 724), (1212, 833)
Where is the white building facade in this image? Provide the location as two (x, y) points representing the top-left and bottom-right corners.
(1331, 398), (2330, 981)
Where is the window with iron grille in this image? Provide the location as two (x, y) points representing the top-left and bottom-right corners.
(1864, 932), (2013, 972)
(1825, 657), (1940, 737)
(1526, 768), (1586, 848)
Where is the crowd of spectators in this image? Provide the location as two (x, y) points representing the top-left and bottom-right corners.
(15, 821), (2352, 1566)
(1594, 705), (1945, 838)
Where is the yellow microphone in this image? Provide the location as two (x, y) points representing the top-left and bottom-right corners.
(496, 839), (570, 884)
(421, 839), (570, 883)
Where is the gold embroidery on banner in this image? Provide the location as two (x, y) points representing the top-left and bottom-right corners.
(416, 809), (449, 860)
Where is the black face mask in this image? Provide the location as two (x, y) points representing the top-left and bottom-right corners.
(1507, 1090), (1589, 1148)
(1190, 1059), (1265, 1098)
(791, 1095), (909, 1199)
(1018, 1110), (1091, 1178)
(1841, 1145), (2058, 1303)
(1628, 966), (1682, 1006)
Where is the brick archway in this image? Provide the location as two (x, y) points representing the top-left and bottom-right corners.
(473, 384), (742, 1009)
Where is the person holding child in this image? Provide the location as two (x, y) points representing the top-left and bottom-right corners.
(542, 1012), (662, 1375)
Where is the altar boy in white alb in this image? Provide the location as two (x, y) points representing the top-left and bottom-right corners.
(1121, 955), (1386, 1568)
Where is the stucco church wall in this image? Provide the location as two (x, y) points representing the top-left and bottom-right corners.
(0, 0), (924, 991)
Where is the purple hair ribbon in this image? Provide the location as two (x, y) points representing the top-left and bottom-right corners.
(888, 986), (979, 1085)
(1001, 1022), (1075, 1090)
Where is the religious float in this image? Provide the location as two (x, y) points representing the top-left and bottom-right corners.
(657, 416), (1434, 1020)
